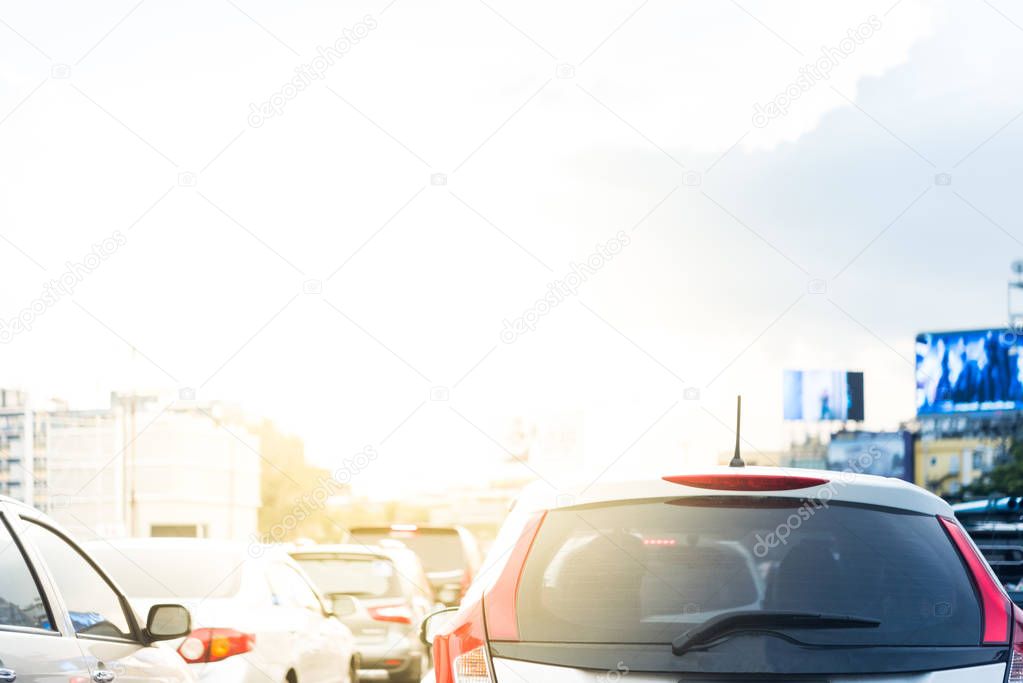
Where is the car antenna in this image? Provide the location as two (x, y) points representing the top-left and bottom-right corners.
(729, 395), (745, 468)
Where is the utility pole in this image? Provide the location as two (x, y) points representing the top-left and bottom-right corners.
(1008, 260), (1023, 332)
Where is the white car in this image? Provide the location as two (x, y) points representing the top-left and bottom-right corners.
(86, 537), (357, 683)
(422, 467), (1023, 682)
(0, 496), (193, 683)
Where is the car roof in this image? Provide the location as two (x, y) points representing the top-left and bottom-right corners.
(512, 466), (953, 517)
(289, 543), (393, 559)
(83, 536), (287, 561)
(348, 524), (466, 534)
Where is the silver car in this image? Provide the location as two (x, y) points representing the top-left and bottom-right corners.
(0, 496), (192, 683)
(290, 544), (435, 683)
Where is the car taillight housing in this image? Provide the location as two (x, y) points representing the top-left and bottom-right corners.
(433, 602), (493, 683)
(368, 603), (413, 625)
(1009, 605), (1023, 683)
(433, 513), (546, 683)
(177, 628), (255, 663)
(938, 516), (1011, 644)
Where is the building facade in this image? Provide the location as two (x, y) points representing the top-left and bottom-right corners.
(0, 391), (262, 541)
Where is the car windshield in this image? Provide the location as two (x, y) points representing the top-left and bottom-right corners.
(292, 555), (403, 598)
(86, 544), (245, 599)
(348, 530), (465, 574)
(514, 497), (982, 647)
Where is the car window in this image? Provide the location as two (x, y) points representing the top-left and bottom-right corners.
(21, 521), (134, 640)
(268, 564), (323, 612)
(293, 555), (403, 599)
(349, 529), (466, 573)
(516, 498), (982, 647)
(0, 515), (54, 632)
(86, 543), (245, 599)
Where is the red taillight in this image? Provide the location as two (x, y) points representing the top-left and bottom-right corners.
(177, 628), (255, 663)
(432, 515), (546, 683)
(662, 474), (829, 491)
(433, 602), (493, 683)
(368, 603), (413, 624)
(483, 512), (546, 641)
(938, 516), (1011, 644)
(1010, 605), (1023, 682)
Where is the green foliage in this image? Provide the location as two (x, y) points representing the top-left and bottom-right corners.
(965, 440), (1023, 498)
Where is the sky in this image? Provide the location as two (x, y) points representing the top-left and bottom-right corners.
(1, 0), (1022, 498)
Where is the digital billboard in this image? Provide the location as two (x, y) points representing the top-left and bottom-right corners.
(827, 430), (913, 482)
(916, 329), (1023, 415)
(783, 370), (864, 421)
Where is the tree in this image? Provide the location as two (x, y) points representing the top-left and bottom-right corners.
(965, 439), (1023, 498)
(253, 419), (348, 543)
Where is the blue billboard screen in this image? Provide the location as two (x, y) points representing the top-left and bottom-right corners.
(783, 370), (864, 421)
(916, 328), (1023, 415)
(827, 431), (913, 482)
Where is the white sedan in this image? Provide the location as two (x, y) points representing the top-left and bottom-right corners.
(86, 537), (357, 683)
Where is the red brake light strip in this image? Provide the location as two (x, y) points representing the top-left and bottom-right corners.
(662, 474), (830, 491)
(939, 515), (1010, 644)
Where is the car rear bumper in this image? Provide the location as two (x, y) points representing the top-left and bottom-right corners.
(491, 657), (1009, 682)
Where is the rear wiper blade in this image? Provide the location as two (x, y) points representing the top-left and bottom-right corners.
(671, 610), (881, 656)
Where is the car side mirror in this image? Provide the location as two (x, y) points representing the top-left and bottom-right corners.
(146, 604), (191, 641)
(419, 606), (459, 646)
(331, 594), (361, 618)
(436, 582), (461, 607)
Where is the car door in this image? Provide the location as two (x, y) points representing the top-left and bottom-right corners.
(0, 503), (91, 683)
(12, 512), (189, 683)
(288, 564), (351, 683)
(269, 562), (346, 683)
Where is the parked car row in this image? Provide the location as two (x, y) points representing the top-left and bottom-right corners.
(0, 497), (482, 683)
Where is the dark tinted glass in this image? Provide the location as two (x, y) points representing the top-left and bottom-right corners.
(294, 555), (403, 598)
(0, 517), (53, 631)
(349, 530), (465, 573)
(516, 498), (982, 646)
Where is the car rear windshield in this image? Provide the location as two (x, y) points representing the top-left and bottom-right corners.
(349, 529), (465, 574)
(292, 555), (402, 599)
(514, 497), (982, 647)
(87, 545), (244, 599)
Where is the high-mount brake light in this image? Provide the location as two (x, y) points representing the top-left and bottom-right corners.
(390, 524), (418, 532)
(938, 516), (1010, 644)
(662, 474), (829, 491)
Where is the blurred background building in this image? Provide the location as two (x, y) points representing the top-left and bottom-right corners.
(0, 390), (262, 541)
